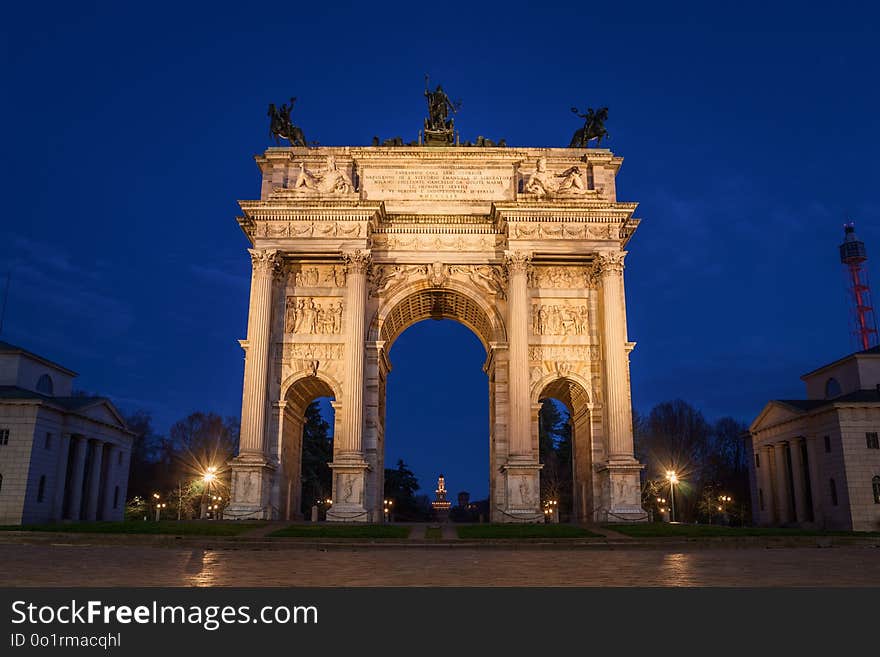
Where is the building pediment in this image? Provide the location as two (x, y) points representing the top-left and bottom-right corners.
(750, 401), (806, 433)
(73, 399), (128, 431)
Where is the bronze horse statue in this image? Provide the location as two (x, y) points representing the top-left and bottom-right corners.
(569, 106), (609, 148)
(268, 98), (307, 147)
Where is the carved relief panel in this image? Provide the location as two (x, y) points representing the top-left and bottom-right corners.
(288, 264), (347, 288)
(528, 265), (589, 289)
(531, 302), (588, 336)
(285, 297), (344, 334)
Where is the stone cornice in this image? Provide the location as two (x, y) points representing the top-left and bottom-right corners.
(254, 146), (625, 181)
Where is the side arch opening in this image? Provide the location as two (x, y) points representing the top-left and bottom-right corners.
(537, 377), (593, 523)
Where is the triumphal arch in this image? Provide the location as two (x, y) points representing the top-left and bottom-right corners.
(228, 139), (646, 523)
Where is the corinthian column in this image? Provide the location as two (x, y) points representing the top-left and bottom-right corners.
(596, 251), (645, 521)
(505, 251), (532, 457)
(339, 249), (370, 456)
(228, 248), (281, 520)
(327, 249), (371, 522)
(239, 248), (281, 455)
(499, 251), (543, 522)
(597, 251), (634, 461)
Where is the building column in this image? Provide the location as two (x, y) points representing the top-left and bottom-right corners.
(101, 445), (118, 521)
(65, 436), (89, 521)
(84, 440), (104, 521)
(328, 250), (371, 522)
(499, 251), (543, 522)
(229, 248), (282, 519)
(757, 444), (776, 524)
(595, 251), (645, 520)
(804, 435), (825, 528)
(773, 443), (791, 524)
(51, 434), (71, 522)
(788, 438), (809, 525)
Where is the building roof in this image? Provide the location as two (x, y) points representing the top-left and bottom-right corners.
(0, 341), (78, 377)
(800, 344), (880, 380)
(0, 385), (131, 431)
(774, 388), (880, 412)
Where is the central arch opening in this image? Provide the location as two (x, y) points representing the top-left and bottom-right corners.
(386, 320), (487, 520)
(374, 285), (503, 522)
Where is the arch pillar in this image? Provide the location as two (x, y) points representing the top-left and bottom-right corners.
(327, 250), (371, 522)
(595, 251), (646, 521)
(500, 252), (543, 522)
(228, 248), (282, 519)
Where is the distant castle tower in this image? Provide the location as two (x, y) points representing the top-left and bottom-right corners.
(840, 222), (879, 351)
(431, 474), (452, 522)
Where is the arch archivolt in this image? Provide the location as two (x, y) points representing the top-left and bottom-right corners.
(279, 369), (342, 408)
(368, 276), (507, 353)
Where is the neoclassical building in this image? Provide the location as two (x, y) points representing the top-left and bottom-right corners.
(0, 341), (133, 524)
(748, 347), (880, 532)
(228, 145), (647, 523)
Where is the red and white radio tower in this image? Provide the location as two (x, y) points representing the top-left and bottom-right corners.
(839, 222), (879, 351)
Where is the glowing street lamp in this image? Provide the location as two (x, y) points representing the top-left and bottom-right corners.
(666, 471), (679, 522)
(200, 466), (218, 519)
(202, 466), (217, 484)
(383, 499), (394, 522)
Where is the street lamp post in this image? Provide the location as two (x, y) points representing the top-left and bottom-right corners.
(201, 466), (217, 520)
(666, 471), (678, 523)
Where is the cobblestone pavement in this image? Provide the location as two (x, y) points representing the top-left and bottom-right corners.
(2, 544), (879, 586)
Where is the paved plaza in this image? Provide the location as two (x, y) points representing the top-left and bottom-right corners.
(1, 543), (878, 587)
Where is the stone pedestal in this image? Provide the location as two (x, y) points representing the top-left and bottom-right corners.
(226, 454), (277, 519)
(600, 460), (648, 521)
(501, 459), (544, 522)
(326, 461), (370, 522)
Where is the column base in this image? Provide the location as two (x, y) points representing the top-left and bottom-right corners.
(326, 459), (370, 523)
(598, 458), (648, 523)
(497, 459), (544, 523)
(227, 453), (278, 520)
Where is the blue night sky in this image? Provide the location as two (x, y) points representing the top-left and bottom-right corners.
(3, 2), (878, 499)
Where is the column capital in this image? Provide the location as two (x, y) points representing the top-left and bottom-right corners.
(595, 250), (627, 276)
(342, 249), (372, 274)
(503, 250), (532, 274)
(248, 248), (283, 274)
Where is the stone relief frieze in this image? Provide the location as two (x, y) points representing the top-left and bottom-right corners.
(258, 221), (363, 239)
(285, 297), (344, 334)
(367, 262), (506, 298)
(449, 264), (506, 298)
(369, 264), (425, 297)
(369, 233), (503, 251)
(511, 223), (618, 241)
(292, 155), (356, 194)
(528, 266), (588, 289)
(523, 157), (588, 198)
(531, 303), (588, 335)
(289, 264), (347, 288)
(279, 343), (344, 361)
(529, 346), (589, 362)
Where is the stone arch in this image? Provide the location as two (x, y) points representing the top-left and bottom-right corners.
(276, 373), (338, 520)
(368, 279), (507, 352)
(535, 376), (595, 522)
(362, 279), (508, 521)
(280, 370), (342, 406)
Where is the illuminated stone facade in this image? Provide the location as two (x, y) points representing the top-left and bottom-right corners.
(227, 145), (646, 523)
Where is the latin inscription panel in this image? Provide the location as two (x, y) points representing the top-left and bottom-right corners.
(360, 166), (514, 201)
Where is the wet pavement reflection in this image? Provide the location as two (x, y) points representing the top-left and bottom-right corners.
(2, 544), (878, 587)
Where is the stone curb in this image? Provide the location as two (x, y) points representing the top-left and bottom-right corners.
(0, 531), (877, 551)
